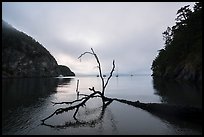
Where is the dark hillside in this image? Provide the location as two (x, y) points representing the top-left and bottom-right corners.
(2, 20), (75, 78)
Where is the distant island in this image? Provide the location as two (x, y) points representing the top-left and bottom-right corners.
(2, 20), (75, 78)
(151, 2), (202, 82)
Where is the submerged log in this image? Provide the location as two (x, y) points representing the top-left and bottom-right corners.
(113, 98), (202, 125)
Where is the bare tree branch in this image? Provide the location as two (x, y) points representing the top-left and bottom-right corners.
(90, 48), (105, 94)
(41, 91), (103, 123)
(51, 97), (87, 106)
(78, 52), (93, 59)
(41, 48), (115, 124)
(76, 79), (79, 93)
(41, 99), (114, 129)
(104, 60), (115, 92)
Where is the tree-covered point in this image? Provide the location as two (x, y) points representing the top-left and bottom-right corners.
(2, 20), (75, 78)
(151, 2), (202, 82)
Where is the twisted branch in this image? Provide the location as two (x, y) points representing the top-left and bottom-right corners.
(41, 48), (115, 124)
(90, 48), (105, 94)
(104, 60), (115, 91)
(41, 99), (114, 129)
(51, 97), (87, 106)
(41, 91), (104, 123)
(78, 52), (93, 59)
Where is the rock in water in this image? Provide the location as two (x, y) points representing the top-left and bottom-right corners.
(2, 20), (75, 78)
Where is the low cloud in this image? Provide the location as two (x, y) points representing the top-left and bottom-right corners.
(2, 2), (195, 75)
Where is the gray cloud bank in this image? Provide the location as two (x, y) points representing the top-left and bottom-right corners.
(2, 2), (195, 75)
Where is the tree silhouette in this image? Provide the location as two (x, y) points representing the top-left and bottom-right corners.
(151, 2), (202, 82)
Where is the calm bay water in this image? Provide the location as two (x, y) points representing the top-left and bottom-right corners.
(2, 75), (202, 135)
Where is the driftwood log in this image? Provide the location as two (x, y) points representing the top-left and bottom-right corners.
(41, 48), (202, 128)
(112, 98), (202, 125)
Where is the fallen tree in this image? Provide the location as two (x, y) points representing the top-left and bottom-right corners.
(41, 48), (202, 128)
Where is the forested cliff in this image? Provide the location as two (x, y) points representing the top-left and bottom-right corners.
(151, 2), (202, 82)
(2, 20), (75, 78)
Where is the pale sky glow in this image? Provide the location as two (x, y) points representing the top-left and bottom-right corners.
(2, 2), (195, 75)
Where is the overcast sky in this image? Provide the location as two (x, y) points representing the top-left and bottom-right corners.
(2, 2), (195, 75)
